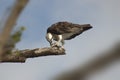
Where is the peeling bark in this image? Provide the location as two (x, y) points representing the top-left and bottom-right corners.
(1, 47), (65, 63)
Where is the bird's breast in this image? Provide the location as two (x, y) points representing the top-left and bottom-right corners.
(52, 34), (59, 41)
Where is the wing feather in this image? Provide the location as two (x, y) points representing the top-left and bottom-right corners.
(47, 22), (92, 40)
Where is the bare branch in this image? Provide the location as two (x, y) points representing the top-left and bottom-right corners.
(0, 47), (65, 63)
(1, 47), (65, 63)
(0, 0), (29, 61)
(0, 0), (66, 63)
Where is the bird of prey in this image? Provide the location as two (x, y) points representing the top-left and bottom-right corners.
(46, 21), (92, 48)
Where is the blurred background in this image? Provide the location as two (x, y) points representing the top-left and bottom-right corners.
(0, 0), (120, 80)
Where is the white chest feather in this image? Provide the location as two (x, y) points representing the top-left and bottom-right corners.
(46, 33), (53, 42)
(48, 33), (52, 39)
(58, 35), (62, 41)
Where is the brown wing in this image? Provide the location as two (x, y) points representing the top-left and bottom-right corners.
(47, 22), (74, 34)
(61, 25), (82, 40)
(47, 22), (92, 40)
(62, 23), (92, 40)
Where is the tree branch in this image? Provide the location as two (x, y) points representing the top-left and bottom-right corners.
(0, 0), (66, 63)
(0, 0), (29, 61)
(0, 47), (65, 63)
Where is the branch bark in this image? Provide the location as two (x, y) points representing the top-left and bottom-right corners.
(0, 0), (29, 61)
(0, 0), (66, 63)
(0, 47), (65, 63)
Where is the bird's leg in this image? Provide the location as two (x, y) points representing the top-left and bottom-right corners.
(61, 39), (65, 48)
(51, 39), (59, 47)
(46, 33), (54, 47)
(49, 39), (53, 47)
(56, 35), (63, 48)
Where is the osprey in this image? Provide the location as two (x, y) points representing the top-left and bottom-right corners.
(46, 22), (92, 48)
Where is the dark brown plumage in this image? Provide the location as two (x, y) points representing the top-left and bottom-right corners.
(47, 21), (92, 40)
(46, 21), (92, 47)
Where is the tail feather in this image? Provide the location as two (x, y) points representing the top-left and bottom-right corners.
(82, 24), (92, 31)
(64, 24), (92, 40)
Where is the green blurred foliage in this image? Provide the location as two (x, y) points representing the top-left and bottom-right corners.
(11, 26), (25, 44)
(4, 26), (26, 54)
